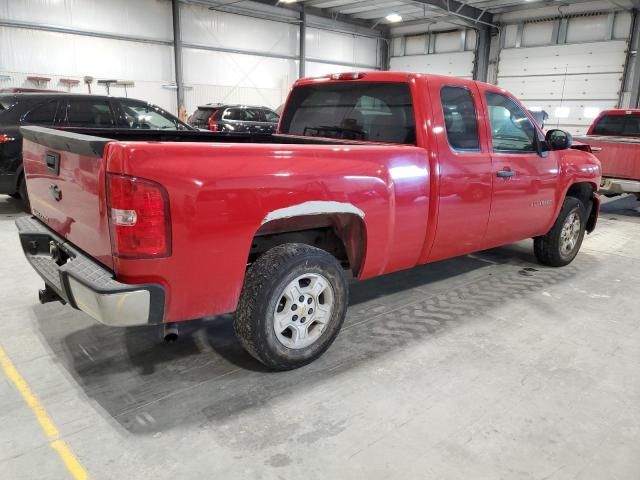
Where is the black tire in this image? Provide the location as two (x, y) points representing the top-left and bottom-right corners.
(234, 243), (348, 370)
(18, 175), (30, 212)
(534, 197), (587, 267)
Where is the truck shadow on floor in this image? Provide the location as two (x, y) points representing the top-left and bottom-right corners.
(0, 195), (26, 217)
(600, 194), (640, 220)
(33, 241), (588, 435)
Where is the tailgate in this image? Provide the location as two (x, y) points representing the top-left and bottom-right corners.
(577, 135), (640, 180)
(21, 126), (114, 269)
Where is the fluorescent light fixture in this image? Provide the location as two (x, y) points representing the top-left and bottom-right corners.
(385, 13), (403, 23)
(279, 0), (298, 3)
(583, 107), (601, 119)
(528, 106), (543, 112)
(555, 106), (570, 118)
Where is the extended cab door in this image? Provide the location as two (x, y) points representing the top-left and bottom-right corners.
(479, 87), (559, 246)
(427, 78), (494, 262)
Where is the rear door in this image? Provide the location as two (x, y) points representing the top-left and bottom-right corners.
(427, 78), (494, 262)
(241, 108), (266, 134)
(60, 97), (117, 128)
(221, 107), (244, 132)
(260, 108), (279, 133)
(479, 87), (559, 245)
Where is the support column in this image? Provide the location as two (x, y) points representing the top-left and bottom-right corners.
(473, 28), (491, 82)
(172, 0), (185, 115)
(622, 10), (640, 108)
(486, 27), (501, 85)
(299, 5), (306, 78)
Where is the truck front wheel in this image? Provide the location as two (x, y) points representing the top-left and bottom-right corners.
(234, 243), (348, 370)
(534, 197), (587, 267)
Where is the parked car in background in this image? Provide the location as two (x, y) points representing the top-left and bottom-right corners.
(0, 93), (192, 209)
(17, 71), (601, 370)
(576, 109), (640, 198)
(189, 104), (279, 134)
(0, 88), (63, 93)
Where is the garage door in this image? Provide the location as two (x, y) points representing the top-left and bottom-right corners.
(497, 14), (631, 135)
(390, 30), (476, 79)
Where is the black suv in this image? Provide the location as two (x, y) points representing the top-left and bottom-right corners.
(0, 93), (192, 208)
(189, 104), (279, 134)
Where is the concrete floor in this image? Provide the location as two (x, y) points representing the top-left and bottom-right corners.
(0, 194), (638, 480)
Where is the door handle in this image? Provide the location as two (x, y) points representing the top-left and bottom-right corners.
(497, 169), (515, 178)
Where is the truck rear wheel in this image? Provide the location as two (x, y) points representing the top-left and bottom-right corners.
(234, 243), (348, 370)
(534, 197), (587, 267)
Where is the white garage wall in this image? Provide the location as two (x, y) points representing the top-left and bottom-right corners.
(180, 3), (298, 112)
(180, 5), (381, 112)
(0, 0), (382, 116)
(0, 0), (173, 39)
(497, 13), (631, 135)
(0, 0), (176, 110)
(305, 27), (379, 67)
(389, 30), (477, 78)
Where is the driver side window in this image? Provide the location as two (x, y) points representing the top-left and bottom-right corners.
(486, 92), (536, 153)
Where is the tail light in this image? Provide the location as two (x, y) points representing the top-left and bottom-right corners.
(107, 174), (171, 259)
(0, 134), (16, 143)
(207, 111), (219, 132)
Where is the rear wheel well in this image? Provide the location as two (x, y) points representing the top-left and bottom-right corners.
(248, 214), (366, 276)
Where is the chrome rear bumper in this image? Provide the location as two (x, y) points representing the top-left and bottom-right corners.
(15, 216), (165, 326)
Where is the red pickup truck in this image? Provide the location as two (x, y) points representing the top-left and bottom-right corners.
(576, 109), (640, 198)
(16, 72), (601, 370)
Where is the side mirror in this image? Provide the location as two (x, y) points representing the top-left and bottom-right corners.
(546, 129), (573, 150)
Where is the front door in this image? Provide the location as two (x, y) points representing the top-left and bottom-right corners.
(479, 88), (559, 247)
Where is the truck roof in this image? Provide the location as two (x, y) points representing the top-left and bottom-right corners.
(594, 109), (640, 116)
(294, 70), (495, 89)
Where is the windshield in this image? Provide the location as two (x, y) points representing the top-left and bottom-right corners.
(280, 82), (416, 144)
(592, 114), (640, 136)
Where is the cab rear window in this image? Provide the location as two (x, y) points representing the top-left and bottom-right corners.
(592, 114), (640, 136)
(280, 82), (416, 144)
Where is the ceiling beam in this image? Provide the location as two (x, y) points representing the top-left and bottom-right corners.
(410, 0), (495, 29)
(250, 0), (388, 32)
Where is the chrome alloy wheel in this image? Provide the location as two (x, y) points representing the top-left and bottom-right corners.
(560, 211), (581, 257)
(273, 273), (335, 349)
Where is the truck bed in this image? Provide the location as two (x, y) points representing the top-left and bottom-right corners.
(21, 125), (428, 321)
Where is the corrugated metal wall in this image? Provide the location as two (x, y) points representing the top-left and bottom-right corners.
(0, 0), (381, 115)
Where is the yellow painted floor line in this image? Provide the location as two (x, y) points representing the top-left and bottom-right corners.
(0, 346), (89, 480)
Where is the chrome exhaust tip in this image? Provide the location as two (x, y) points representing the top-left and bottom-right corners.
(163, 323), (179, 342)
